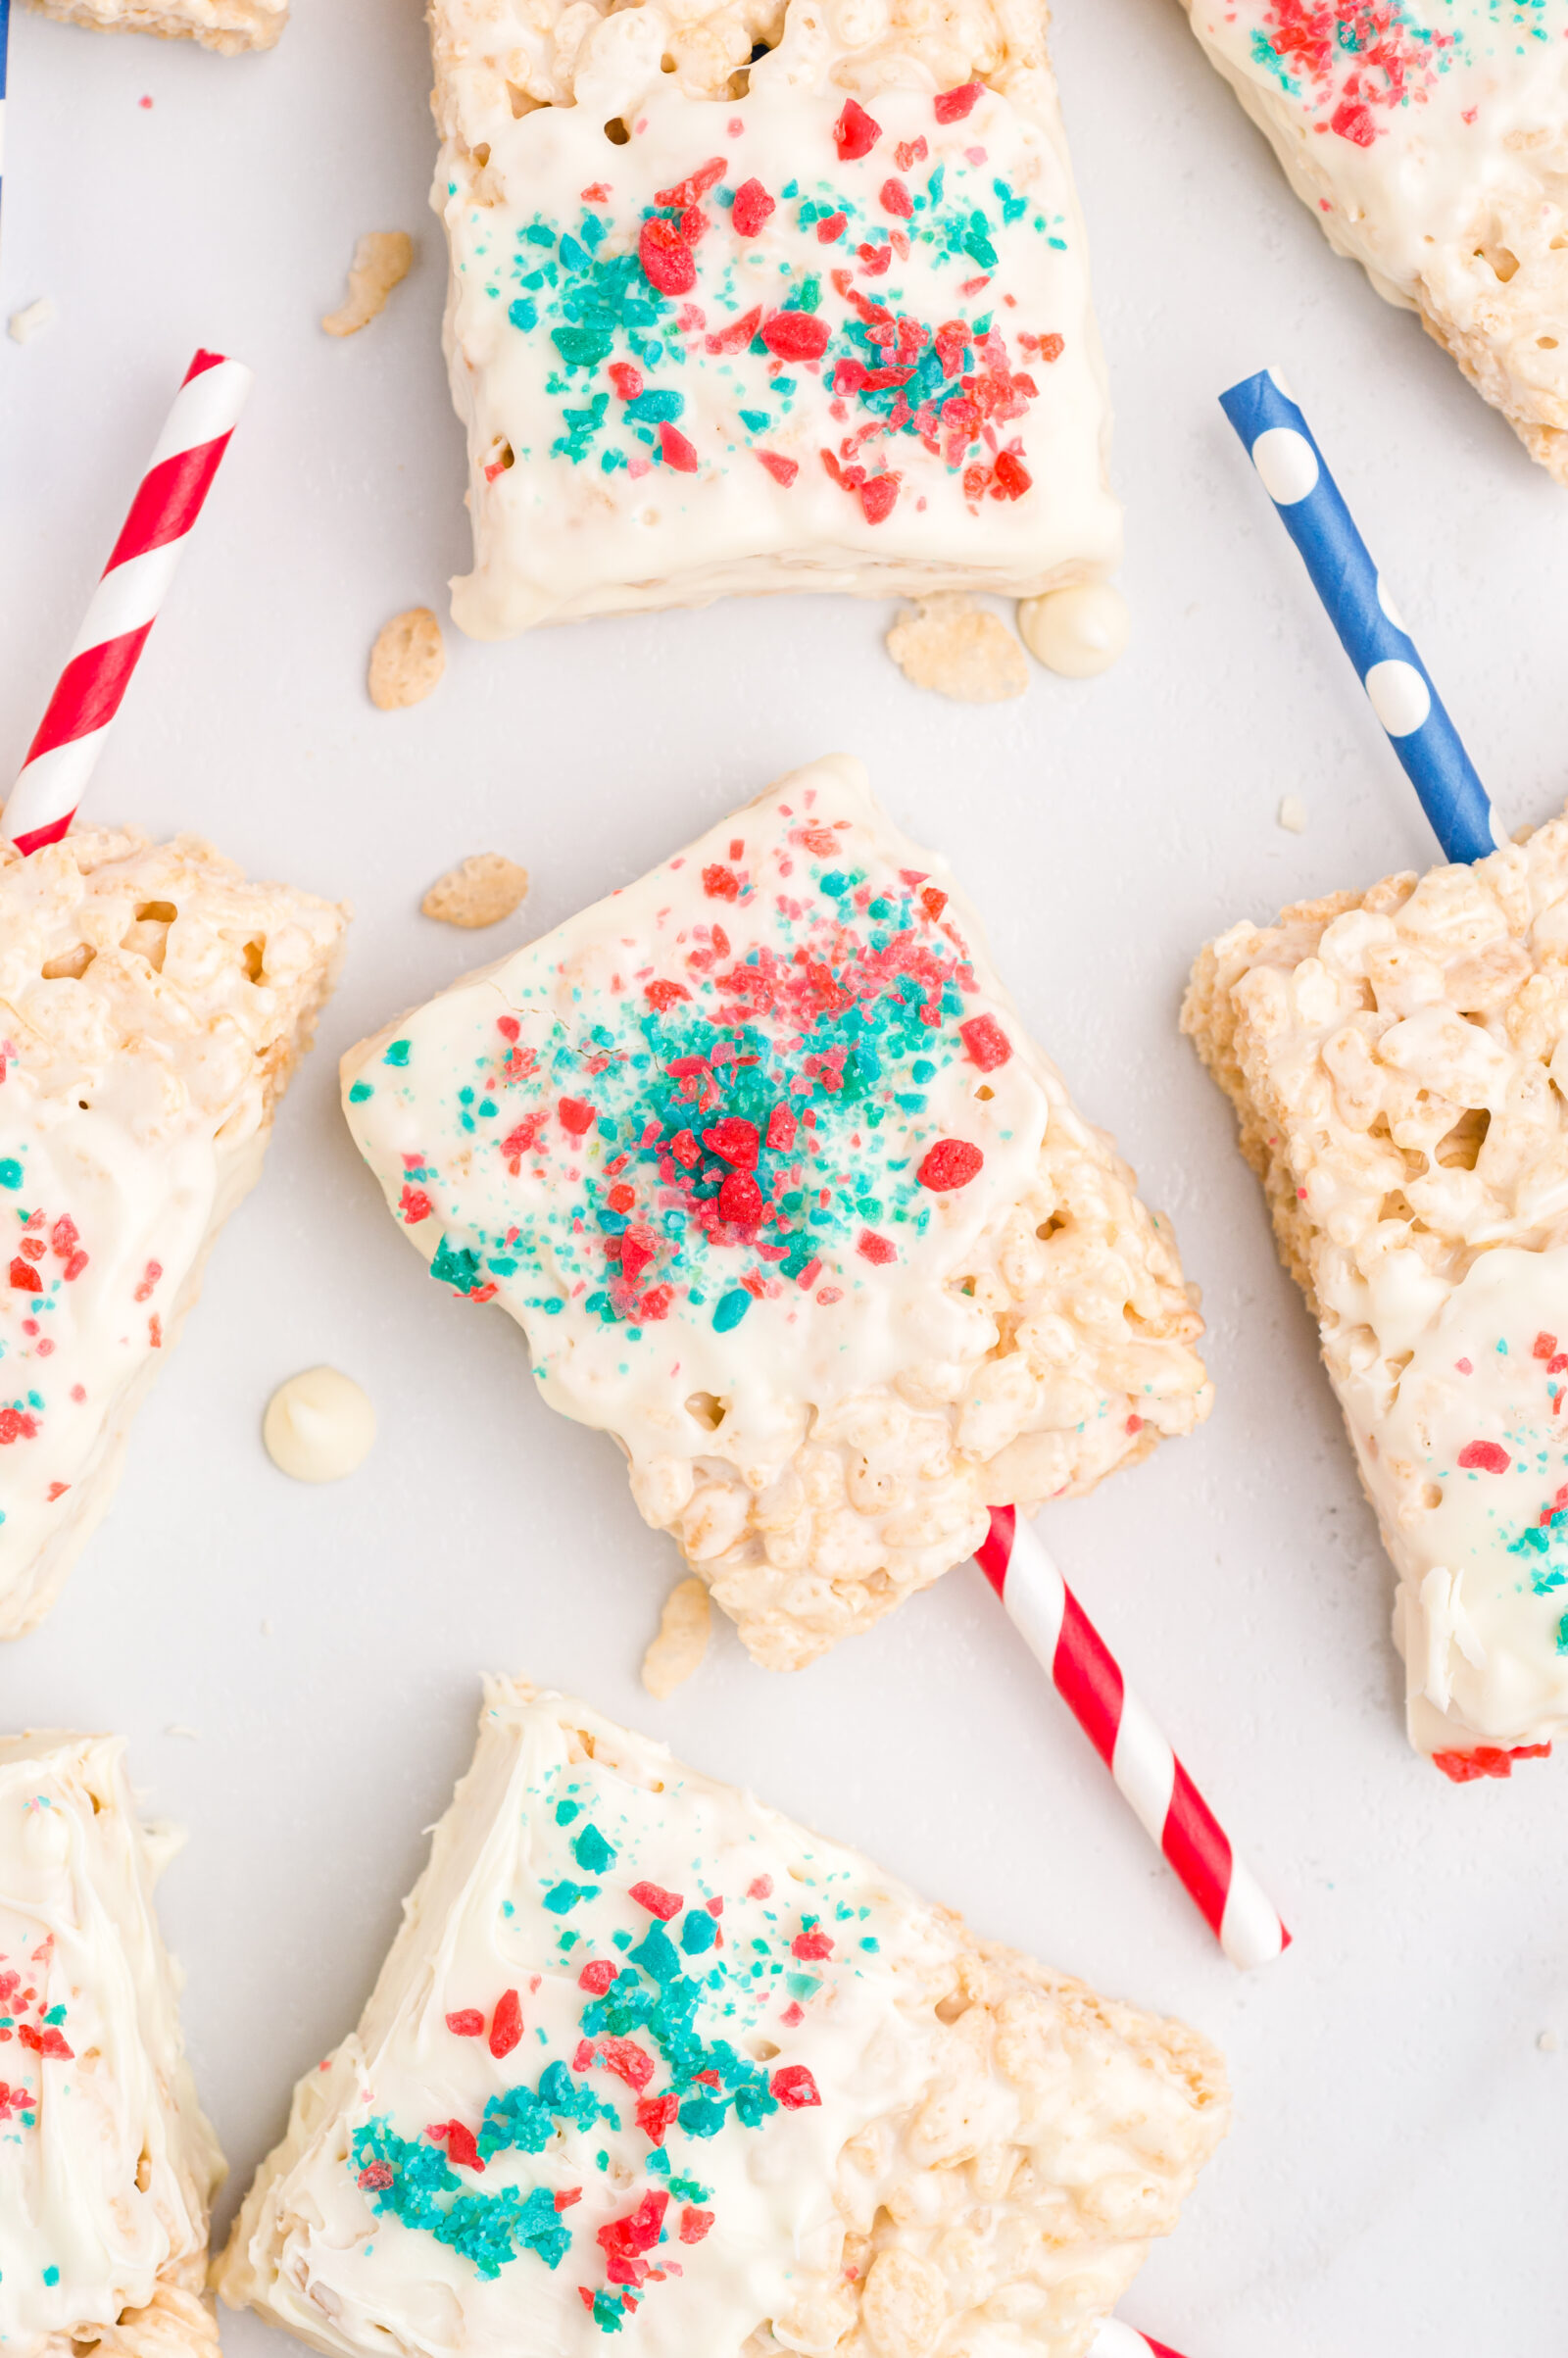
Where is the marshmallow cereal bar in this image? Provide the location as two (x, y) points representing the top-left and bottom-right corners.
(430, 0), (1121, 635)
(1180, 0), (1568, 483)
(342, 757), (1209, 1670)
(0, 826), (347, 1638)
(0, 1730), (224, 2358)
(22, 0), (286, 52)
(217, 1681), (1229, 2358)
(1185, 811), (1568, 1775)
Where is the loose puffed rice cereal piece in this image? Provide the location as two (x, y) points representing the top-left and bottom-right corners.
(216, 1683), (1229, 2358)
(343, 756), (1210, 1672)
(1186, 808), (1568, 1768)
(322, 232), (415, 338)
(886, 596), (1030, 705)
(421, 853), (530, 928)
(368, 608), (445, 711)
(640, 1572), (711, 1696)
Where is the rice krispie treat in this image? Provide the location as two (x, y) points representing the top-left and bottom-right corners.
(1179, 1), (1568, 484)
(0, 825), (347, 1639)
(429, 0), (1121, 636)
(23, 0), (286, 52)
(1185, 810), (1568, 1775)
(0, 1729), (224, 2358)
(342, 756), (1209, 1670)
(217, 1681), (1229, 2358)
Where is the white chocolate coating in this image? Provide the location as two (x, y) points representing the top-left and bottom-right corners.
(1016, 583), (1128, 678)
(263, 1366), (377, 1483)
(0, 827), (348, 1637)
(217, 1682), (1229, 2358)
(0, 1732), (223, 2357)
(431, 0), (1121, 635)
(1186, 809), (1568, 1763)
(1181, 0), (1568, 481)
(342, 757), (1209, 1669)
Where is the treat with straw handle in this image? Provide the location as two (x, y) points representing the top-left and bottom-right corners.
(3, 347), (253, 856)
(978, 1507), (1291, 1971)
(1219, 368), (1501, 866)
(1092, 2325), (1191, 2358)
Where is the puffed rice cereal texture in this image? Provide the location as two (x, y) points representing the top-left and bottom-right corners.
(23, 0), (285, 51)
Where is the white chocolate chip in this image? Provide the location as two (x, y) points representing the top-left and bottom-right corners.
(369, 608), (446, 711)
(1016, 581), (1129, 678)
(322, 232), (415, 336)
(421, 853), (530, 928)
(264, 1367), (376, 1484)
(8, 298), (58, 346)
(886, 595), (1029, 704)
(1278, 794), (1309, 834)
(641, 1575), (711, 1698)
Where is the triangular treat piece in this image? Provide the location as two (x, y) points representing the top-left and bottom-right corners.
(218, 1680), (1229, 2354)
(429, 0), (1121, 634)
(0, 826), (347, 1636)
(1186, 814), (1568, 1775)
(343, 757), (1209, 1669)
(1181, 3), (1568, 481)
(0, 1730), (224, 2356)
(23, 0), (285, 50)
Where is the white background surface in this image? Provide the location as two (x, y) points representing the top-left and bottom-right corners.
(2, 2), (1567, 2350)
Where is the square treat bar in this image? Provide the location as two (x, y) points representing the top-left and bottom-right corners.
(0, 825), (347, 1638)
(218, 1681), (1229, 2358)
(342, 756), (1210, 1670)
(1186, 811), (1568, 1772)
(1180, 1), (1568, 483)
(23, 0), (286, 50)
(0, 1730), (224, 2358)
(430, 0), (1121, 635)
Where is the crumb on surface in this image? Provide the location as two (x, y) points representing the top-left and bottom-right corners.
(420, 853), (529, 929)
(9, 298), (59, 346)
(1277, 794), (1308, 835)
(885, 595), (1029, 704)
(322, 232), (414, 337)
(641, 1575), (711, 1698)
(368, 608), (445, 712)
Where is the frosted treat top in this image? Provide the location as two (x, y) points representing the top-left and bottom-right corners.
(0, 828), (346, 1631)
(435, 0), (1120, 634)
(1188, 1), (1568, 282)
(0, 1734), (220, 2352)
(227, 1687), (951, 2354)
(345, 757), (1055, 1483)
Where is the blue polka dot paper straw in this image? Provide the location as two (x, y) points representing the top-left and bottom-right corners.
(1219, 368), (1503, 865)
(0, 0), (10, 247)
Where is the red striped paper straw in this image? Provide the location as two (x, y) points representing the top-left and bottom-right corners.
(1092, 2324), (1192, 2358)
(3, 349), (253, 856)
(978, 1507), (1290, 1970)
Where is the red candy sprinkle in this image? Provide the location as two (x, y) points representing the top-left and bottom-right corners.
(629, 1880), (683, 1919)
(834, 97), (881, 159)
(707, 305), (762, 355)
(857, 243), (892, 275)
(358, 2161), (394, 2190)
(645, 979), (690, 1009)
(559, 1097), (596, 1136)
(445, 2009), (485, 2038)
(791, 1925), (833, 1959)
(703, 863), (741, 899)
(636, 2090), (680, 2141)
(489, 1988), (523, 2059)
(718, 1169), (763, 1224)
(703, 1116), (760, 1167)
(599, 2189), (669, 2285)
(757, 450), (800, 486)
(1535, 1332), (1558, 1359)
(639, 219), (696, 296)
(934, 80), (982, 122)
(19, 2025), (72, 2059)
(959, 1014), (1011, 1070)
(917, 1138), (983, 1191)
(427, 2120), (484, 2171)
(766, 1104), (796, 1151)
(556, 2187), (582, 2209)
(656, 157), (726, 208)
(399, 1186), (433, 1225)
(1457, 1441), (1510, 1474)
(858, 1229), (896, 1264)
(748, 1875), (773, 1899)
(578, 1959), (619, 1994)
(921, 887), (948, 920)
(680, 2207), (715, 2244)
(879, 176), (913, 217)
(815, 212), (848, 243)
(575, 2034), (656, 2091)
(992, 450), (1032, 501)
(731, 177), (776, 236)
(1433, 1744), (1552, 1784)
(859, 475), (899, 524)
(771, 2064), (821, 2109)
(608, 362), (643, 400)
(761, 309), (830, 362)
(8, 1259), (40, 1294)
(671, 1129), (701, 1168)
(661, 420), (700, 472)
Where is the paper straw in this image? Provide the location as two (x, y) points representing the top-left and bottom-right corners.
(3, 348), (254, 857)
(0, 0), (10, 246)
(1092, 2324), (1191, 2358)
(1219, 368), (1502, 866)
(977, 1508), (1290, 1971)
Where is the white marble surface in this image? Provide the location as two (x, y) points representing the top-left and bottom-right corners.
(2, 2), (1566, 2351)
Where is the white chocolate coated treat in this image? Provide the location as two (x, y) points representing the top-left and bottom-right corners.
(263, 1366), (376, 1483)
(0, 1731), (223, 2358)
(217, 1682), (1229, 2358)
(431, 0), (1121, 635)
(0, 827), (348, 1638)
(1186, 808), (1568, 1768)
(1017, 583), (1128, 678)
(1181, 1), (1568, 481)
(22, 0), (286, 52)
(342, 757), (1209, 1670)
